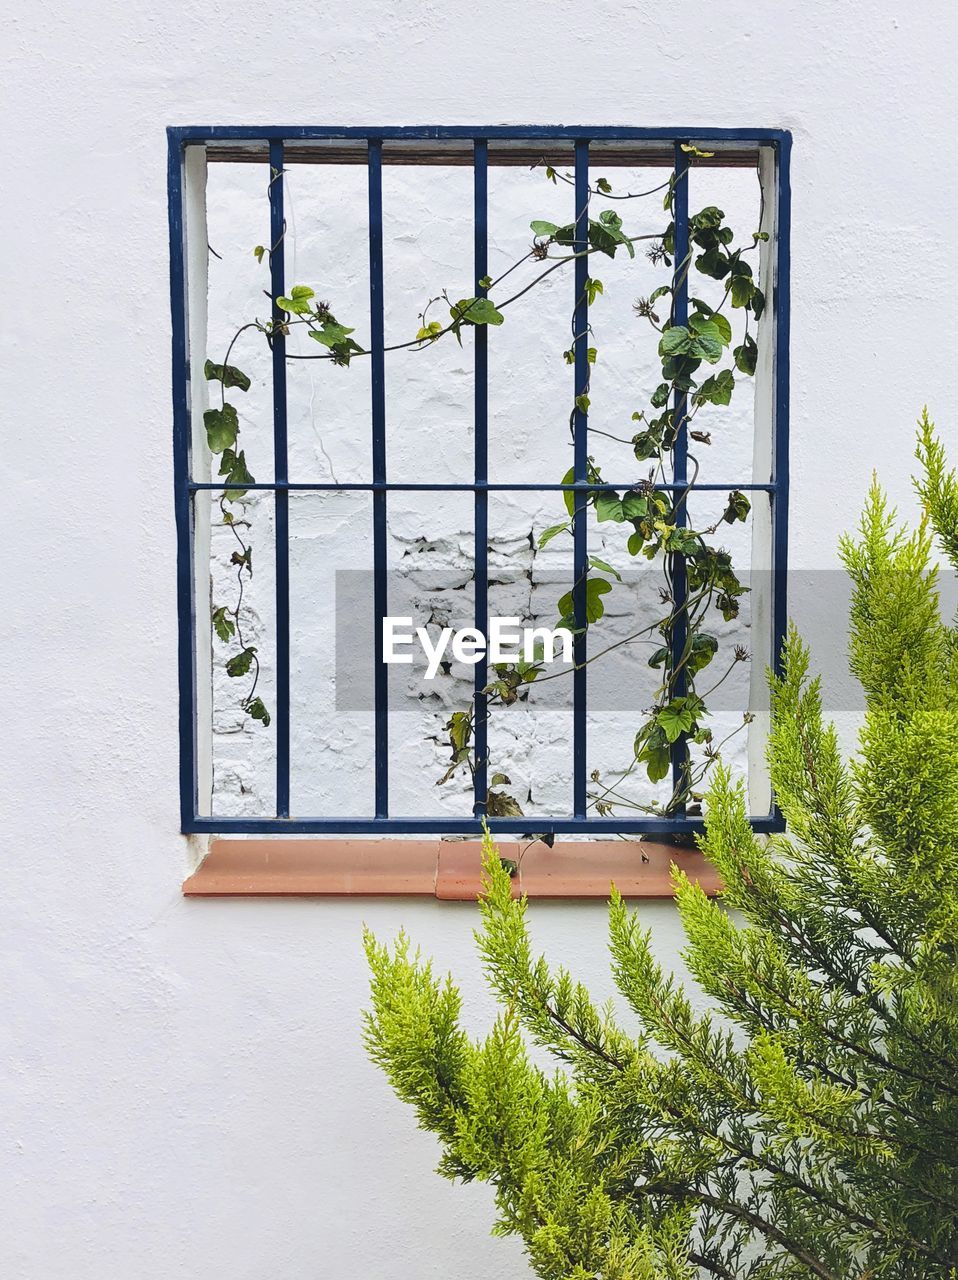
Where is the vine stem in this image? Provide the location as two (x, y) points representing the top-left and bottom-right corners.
(277, 238), (661, 362)
(216, 495), (262, 711)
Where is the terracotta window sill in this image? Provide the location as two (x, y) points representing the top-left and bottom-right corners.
(182, 838), (720, 899)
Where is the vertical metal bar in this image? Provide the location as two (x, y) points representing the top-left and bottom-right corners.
(368, 139), (389, 817)
(669, 141), (691, 805)
(269, 140), (291, 818)
(772, 135), (791, 679)
(473, 140), (489, 817)
(572, 139), (589, 818)
(169, 132), (197, 831)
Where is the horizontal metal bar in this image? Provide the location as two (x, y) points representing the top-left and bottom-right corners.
(184, 813), (786, 835)
(202, 144), (763, 169)
(188, 480), (778, 493)
(170, 124), (791, 144)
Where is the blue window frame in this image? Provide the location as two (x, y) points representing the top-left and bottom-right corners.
(168, 125), (790, 837)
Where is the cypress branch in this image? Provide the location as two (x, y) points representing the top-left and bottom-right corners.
(365, 414), (958, 1279)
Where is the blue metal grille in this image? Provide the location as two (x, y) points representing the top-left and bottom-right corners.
(169, 125), (791, 836)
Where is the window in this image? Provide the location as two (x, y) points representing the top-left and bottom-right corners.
(169, 126), (790, 840)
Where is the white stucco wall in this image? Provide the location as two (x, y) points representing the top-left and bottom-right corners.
(4, 3), (958, 1277)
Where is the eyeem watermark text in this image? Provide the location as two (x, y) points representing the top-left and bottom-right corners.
(383, 616), (573, 679)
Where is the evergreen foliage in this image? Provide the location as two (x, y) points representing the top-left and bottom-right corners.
(365, 413), (958, 1279)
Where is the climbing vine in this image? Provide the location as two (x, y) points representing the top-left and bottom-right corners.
(205, 145), (768, 821)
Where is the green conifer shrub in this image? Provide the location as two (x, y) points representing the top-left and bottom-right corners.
(365, 412), (958, 1279)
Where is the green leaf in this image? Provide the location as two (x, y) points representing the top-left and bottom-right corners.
(688, 633), (718, 674)
(694, 368), (735, 407)
(734, 334), (758, 376)
(650, 382), (671, 409)
(622, 492), (650, 520)
(253, 245), (266, 263)
(587, 210), (634, 259)
(538, 522), (571, 548)
(585, 577), (613, 622)
(588, 224), (618, 258)
(310, 321), (357, 348)
(478, 275), (492, 290)
(688, 313), (727, 344)
(585, 277), (604, 304)
(212, 607), (235, 643)
(633, 429), (662, 462)
(589, 555), (622, 581)
(688, 333), (723, 363)
(486, 790), (524, 817)
(561, 466), (577, 518)
(594, 490), (624, 523)
(695, 247), (731, 279)
(645, 743), (671, 783)
(723, 490), (751, 523)
(221, 448), (255, 503)
(557, 577), (613, 624)
(327, 339), (365, 367)
(204, 360), (251, 392)
(717, 591), (741, 621)
(669, 527), (700, 556)
(662, 353), (701, 387)
(690, 207), (733, 249)
(450, 297), (504, 327)
(657, 700), (696, 743)
(530, 220), (559, 237)
(225, 647), (256, 678)
(648, 645), (670, 669)
(246, 697), (271, 726)
(204, 404), (239, 454)
(706, 312), (733, 344)
(750, 288), (766, 320)
(276, 284), (315, 314)
(730, 274), (755, 308)
(595, 177), (613, 193)
(658, 326), (690, 357)
(627, 530), (644, 556)
(448, 711), (472, 753)
(575, 393), (590, 414)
